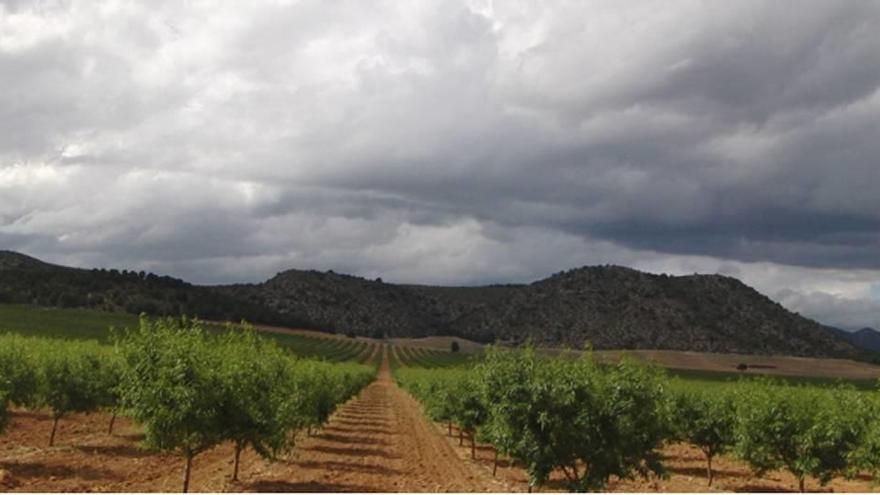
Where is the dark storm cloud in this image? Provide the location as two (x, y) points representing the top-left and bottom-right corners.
(1, 0), (879, 328)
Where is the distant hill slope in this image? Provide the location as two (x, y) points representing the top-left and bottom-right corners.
(0, 250), (860, 358)
(0, 250), (307, 328)
(832, 327), (880, 353)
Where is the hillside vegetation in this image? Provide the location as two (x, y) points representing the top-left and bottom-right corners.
(0, 250), (860, 358)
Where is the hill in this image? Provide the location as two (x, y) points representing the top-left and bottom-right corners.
(0, 250), (860, 358)
(0, 250), (308, 328)
(218, 265), (855, 357)
(832, 326), (880, 353)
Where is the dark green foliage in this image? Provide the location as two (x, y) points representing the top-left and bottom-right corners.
(0, 252), (317, 329)
(451, 340), (460, 352)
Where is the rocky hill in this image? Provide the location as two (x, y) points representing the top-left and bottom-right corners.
(0, 250), (861, 358)
(218, 265), (855, 357)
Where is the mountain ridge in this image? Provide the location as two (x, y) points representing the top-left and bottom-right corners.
(0, 250), (863, 359)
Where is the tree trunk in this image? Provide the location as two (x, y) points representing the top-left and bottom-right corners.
(459, 428), (463, 445)
(493, 449), (498, 476)
(528, 484), (532, 493)
(706, 452), (713, 487)
(49, 416), (60, 446)
(182, 451), (194, 493)
(448, 421), (452, 436)
(108, 411), (117, 435)
(470, 431), (476, 459)
(307, 424), (312, 436)
(798, 477), (805, 493)
(232, 443), (242, 481)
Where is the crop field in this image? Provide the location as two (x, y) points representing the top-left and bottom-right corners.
(0, 304), (138, 342)
(3, 304), (880, 492)
(0, 304), (379, 365)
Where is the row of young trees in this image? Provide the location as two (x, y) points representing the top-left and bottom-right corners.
(397, 346), (880, 492)
(0, 335), (118, 445)
(397, 347), (669, 491)
(669, 380), (880, 491)
(0, 317), (375, 492)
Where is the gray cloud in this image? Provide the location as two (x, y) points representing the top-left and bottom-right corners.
(1, 0), (879, 328)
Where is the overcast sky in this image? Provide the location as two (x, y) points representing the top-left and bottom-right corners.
(2, 0), (879, 330)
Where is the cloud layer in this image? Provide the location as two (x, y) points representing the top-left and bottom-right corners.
(2, 0), (879, 329)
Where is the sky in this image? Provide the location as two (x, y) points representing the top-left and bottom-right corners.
(1, 0), (879, 330)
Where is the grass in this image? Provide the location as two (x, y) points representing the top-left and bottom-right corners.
(0, 303), (374, 363)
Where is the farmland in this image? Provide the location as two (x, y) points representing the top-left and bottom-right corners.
(2, 304), (880, 492)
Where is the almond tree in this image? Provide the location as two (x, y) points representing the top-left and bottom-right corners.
(215, 325), (293, 481)
(477, 347), (670, 492)
(670, 387), (736, 485)
(117, 317), (226, 492)
(734, 381), (867, 492)
(0, 334), (39, 409)
(853, 396), (880, 482)
(36, 343), (109, 446)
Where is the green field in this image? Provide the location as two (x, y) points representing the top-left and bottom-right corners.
(394, 345), (478, 369)
(0, 304), (377, 364)
(0, 304), (138, 341)
(666, 366), (878, 391)
(3, 303), (876, 386)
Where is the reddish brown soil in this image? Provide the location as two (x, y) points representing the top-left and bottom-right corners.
(437, 424), (879, 493)
(0, 349), (510, 492)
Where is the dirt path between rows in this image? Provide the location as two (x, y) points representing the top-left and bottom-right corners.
(0, 348), (513, 492)
(237, 347), (513, 492)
